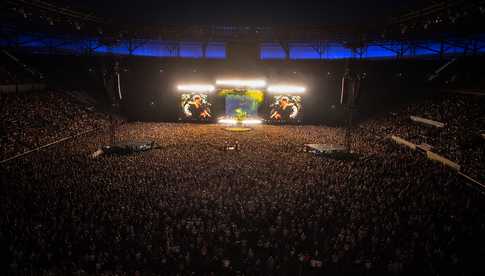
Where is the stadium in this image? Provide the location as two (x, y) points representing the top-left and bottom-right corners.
(1, 0), (485, 275)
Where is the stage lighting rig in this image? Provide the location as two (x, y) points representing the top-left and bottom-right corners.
(177, 84), (215, 93)
(267, 85), (306, 94)
(215, 79), (266, 88)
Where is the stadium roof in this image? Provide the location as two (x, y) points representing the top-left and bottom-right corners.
(52, 0), (432, 26)
(2, 0), (485, 53)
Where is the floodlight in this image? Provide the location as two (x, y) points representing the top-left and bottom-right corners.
(218, 118), (238, 124)
(215, 79), (266, 88)
(267, 85), (306, 94)
(242, 119), (262, 125)
(177, 84), (215, 93)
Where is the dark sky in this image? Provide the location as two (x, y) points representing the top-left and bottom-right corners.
(60, 0), (432, 26)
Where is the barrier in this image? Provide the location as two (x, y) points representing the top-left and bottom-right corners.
(390, 135), (417, 150)
(389, 134), (484, 194)
(410, 116), (445, 128)
(0, 127), (101, 164)
(426, 151), (461, 171)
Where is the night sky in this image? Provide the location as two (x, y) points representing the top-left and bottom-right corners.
(58, 0), (432, 26)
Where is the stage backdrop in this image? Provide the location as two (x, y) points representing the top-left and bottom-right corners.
(219, 89), (264, 118)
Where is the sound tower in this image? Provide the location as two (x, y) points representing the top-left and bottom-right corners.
(340, 69), (351, 105)
(340, 71), (362, 107)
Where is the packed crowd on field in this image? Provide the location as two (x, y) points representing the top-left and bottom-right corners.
(360, 93), (485, 182)
(1, 91), (484, 276)
(0, 90), (109, 160)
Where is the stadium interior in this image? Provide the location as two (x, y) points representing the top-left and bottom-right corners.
(1, 0), (485, 275)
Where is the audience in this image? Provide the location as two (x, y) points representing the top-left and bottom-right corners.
(0, 90), (109, 160)
(1, 91), (484, 275)
(360, 93), (485, 183)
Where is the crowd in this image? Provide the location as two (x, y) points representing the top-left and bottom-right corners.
(360, 92), (485, 183)
(0, 90), (109, 160)
(1, 92), (485, 275)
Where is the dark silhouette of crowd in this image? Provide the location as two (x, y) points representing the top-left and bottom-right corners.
(1, 91), (485, 276)
(0, 90), (109, 160)
(360, 93), (485, 183)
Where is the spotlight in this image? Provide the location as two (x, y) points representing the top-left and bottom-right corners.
(177, 84), (215, 93)
(242, 119), (263, 125)
(215, 79), (266, 88)
(267, 85), (306, 94)
(218, 118), (237, 124)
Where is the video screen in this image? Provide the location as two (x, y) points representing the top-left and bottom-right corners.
(222, 89), (263, 117)
(180, 93), (212, 121)
(269, 95), (302, 122)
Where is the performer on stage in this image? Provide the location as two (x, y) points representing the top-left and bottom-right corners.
(184, 94), (211, 119)
(270, 96), (298, 120)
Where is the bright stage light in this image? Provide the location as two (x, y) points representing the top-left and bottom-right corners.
(218, 118), (238, 124)
(242, 119), (263, 125)
(177, 84), (215, 93)
(267, 85), (306, 94)
(215, 79), (267, 88)
(218, 118), (263, 125)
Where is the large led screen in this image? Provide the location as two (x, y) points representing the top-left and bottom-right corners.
(269, 95), (302, 122)
(180, 93), (212, 121)
(220, 89), (264, 117)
